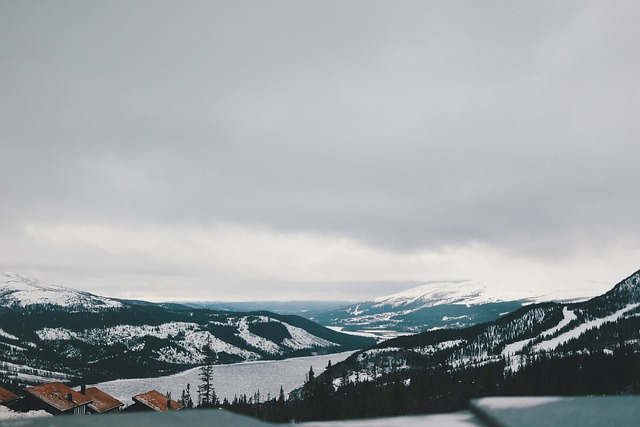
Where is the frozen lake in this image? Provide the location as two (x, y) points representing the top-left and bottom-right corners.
(94, 351), (355, 405)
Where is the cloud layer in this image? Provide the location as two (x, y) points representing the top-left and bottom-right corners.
(1, 1), (639, 300)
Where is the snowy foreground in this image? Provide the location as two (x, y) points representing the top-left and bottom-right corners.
(0, 405), (51, 420)
(302, 412), (481, 427)
(95, 351), (354, 405)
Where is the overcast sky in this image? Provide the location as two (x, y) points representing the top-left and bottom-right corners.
(1, 1), (639, 302)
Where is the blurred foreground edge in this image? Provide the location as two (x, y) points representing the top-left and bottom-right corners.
(1, 396), (639, 426)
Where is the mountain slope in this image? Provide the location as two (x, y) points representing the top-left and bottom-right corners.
(287, 270), (640, 421)
(310, 281), (532, 335)
(0, 273), (374, 385)
(315, 269), (640, 384)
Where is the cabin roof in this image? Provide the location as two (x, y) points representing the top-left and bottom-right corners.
(132, 390), (183, 412)
(0, 386), (19, 404)
(82, 387), (124, 413)
(24, 382), (92, 412)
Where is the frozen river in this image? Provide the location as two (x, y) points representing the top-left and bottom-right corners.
(94, 351), (354, 406)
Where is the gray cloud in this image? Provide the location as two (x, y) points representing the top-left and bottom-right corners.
(1, 1), (640, 298)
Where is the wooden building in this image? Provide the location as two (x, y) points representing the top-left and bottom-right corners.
(16, 382), (92, 415)
(78, 386), (124, 414)
(0, 386), (20, 408)
(122, 390), (183, 412)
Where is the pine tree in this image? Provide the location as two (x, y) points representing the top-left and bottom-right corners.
(197, 338), (218, 408)
(180, 383), (194, 409)
(271, 385), (289, 422)
(254, 390), (261, 418)
(340, 368), (349, 388)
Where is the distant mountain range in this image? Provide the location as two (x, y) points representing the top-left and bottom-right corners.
(180, 300), (353, 317)
(315, 268), (640, 386)
(5, 268), (633, 394)
(0, 273), (374, 386)
(185, 281), (550, 338)
(309, 281), (536, 337)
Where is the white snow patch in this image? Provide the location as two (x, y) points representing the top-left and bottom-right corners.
(502, 306), (577, 362)
(0, 405), (52, 419)
(532, 304), (640, 352)
(539, 307), (577, 338)
(0, 342), (27, 352)
(478, 396), (564, 409)
(237, 317), (281, 354)
(282, 323), (336, 350)
(326, 326), (381, 339)
(501, 336), (532, 357)
(357, 348), (402, 362)
(350, 305), (364, 316)
(325, 327), (406, 341)
(0, 329), (19, 340)
(442, 315), (468, 321)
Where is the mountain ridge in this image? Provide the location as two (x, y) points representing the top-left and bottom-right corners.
(315, 268), (640, 386)
(0, 273), (374, 386)
(310, 280), (543, 336)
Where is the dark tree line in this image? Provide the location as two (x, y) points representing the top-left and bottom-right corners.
(181, 347), (640, 423)
(287, 349), (640, 422)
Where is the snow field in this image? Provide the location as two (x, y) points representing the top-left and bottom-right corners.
(94, 351), (355, 405)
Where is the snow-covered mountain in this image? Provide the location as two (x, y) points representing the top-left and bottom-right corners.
(0, 273), (374, 386)
(318, 269), (640, 384)
(0, 272), (122, 310)
(311, 281), (533, 336)
(371, 281), (511, 307)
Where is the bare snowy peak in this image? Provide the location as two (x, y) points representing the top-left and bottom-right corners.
(371, 280), (533, 309)
(607, 269), (640, 301)
(0, 272), (122, 310)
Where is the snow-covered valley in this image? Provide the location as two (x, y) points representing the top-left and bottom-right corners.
(94, 351), (354, 405)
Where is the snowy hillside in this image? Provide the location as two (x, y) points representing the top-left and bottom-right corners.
(322, 269), (640, 384)
(0, 272), (122, 310)
(0, 274), (374, 385)
(35, 316), (337, 365)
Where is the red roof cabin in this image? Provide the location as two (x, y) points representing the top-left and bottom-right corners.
(77, 385), (124, 414)
(122, 390), (184, 413)
(18, 382), (92, 415)
(0, 386), (20, 408)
